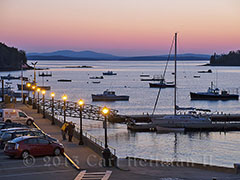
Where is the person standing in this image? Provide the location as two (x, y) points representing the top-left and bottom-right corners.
(61, 122), (69, 140)
(67, 122), (75, 142)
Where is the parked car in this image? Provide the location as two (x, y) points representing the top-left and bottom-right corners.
(0, 109), (34, 125)
(0, 129), (58, 148)
(4, 136), (64, 158)
(0, 127), (30, 137)
(0, 122), (27, 130)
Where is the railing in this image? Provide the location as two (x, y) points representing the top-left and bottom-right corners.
(78, 127), (116, 156)
(48, 111), (116, 156)
(39, 98), (118, 121)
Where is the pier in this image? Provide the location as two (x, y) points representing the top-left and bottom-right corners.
(39, 98), (118, 121)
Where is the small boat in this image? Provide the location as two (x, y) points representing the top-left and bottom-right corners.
(127, 122), (155, 132)
(193, 75), (200, 78)
(102, 71), (117, 75)
(140, 74), (150, 77)
(57, 79), (72, 82)
(190, 82), (239, 100)
(149, 79), (175, 88)
(89, 76), (104, 79)
(17, 84), (51, 91)
(198, 69), (212, 73)
(141, 75), (164, 81)
(1, 74), (20, 80)
(39, 72), (52, 77)
(38, 86), (51, 90)
(65, 65), (93, 68)
(92, 89), (129, 101)
(92, 81), (101, 84)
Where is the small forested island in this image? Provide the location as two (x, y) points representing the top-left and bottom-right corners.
(210, 50), (240, 66)
(0, 42), (31, 71)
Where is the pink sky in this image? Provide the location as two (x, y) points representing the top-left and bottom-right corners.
(1, 0), (240, 56)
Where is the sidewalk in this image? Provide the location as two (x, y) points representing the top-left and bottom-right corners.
(15, 103), (240, 180)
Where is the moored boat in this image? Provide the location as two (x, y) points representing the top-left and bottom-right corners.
(102, 71), (117, 75)
(1, 74), (20, 80)
(89, 76), (104, 79)
(17, 84), (51, 91)
(141, 75), (164, 81)
(92, 89), (129, 101)
(190, 82), (239, 100)
(198, 69), (212, 73)
(57, 79), (72, 82)
(149, 79), (175, 88)
(140, 74), (150, 77)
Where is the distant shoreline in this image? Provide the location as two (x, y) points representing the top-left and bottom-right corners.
(27, 58), (209, 61)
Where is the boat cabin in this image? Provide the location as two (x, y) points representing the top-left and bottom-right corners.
(103, 90), (115, 95)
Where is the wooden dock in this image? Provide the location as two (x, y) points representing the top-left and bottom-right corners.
(122, 113), (240, 123)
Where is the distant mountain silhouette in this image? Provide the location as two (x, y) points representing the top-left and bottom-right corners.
(27, 50), (121, 60)
(27, 50), (210, 61)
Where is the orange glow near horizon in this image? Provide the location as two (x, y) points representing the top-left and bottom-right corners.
(1, 0), (240, 56)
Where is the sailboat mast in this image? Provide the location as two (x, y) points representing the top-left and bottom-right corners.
(174, 33), (177, 115)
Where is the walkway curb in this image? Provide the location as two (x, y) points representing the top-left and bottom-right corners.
(32, 121), (81, 171)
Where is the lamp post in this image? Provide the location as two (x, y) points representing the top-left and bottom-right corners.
(51, 92), (55, 125)
(78, 99), (84, 145)
(37, 88), (41, 113)
(42, 90), (46, 118)
(102, 106), (111, 167)
(62, 94), (67, 123)
(32, 85), (36, 109)
(26, 83), (31, 104)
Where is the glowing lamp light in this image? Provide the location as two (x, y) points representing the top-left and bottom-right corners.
(27, 83), (31, 87)
(78, 99), (84, 106)
(32, 85), (36, 90)
(37, 88), (41, 92)
(51, 92), (55, 97)
(102, 107), (109, 115)
(42, 90), (46, 95)
(62, 94), (67, 101)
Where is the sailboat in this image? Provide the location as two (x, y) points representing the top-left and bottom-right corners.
(151, 33), (211, 129)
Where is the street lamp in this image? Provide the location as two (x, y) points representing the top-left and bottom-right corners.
(32, 85), (36, 109)
(26, 83), (31, 104)
(51, 92), (55, 125)
(102, 106), (111, 167)
(37, 88), (41, 113)
(78, 99), (84, 145)
(62, 94), (67, 123)
(42, 90), (46, 118)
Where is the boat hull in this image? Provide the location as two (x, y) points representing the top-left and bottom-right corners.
(149, 83), (175, 88)
(92, 95), (129, 101)
(190, 92), (239, 100)
(17, 84), (51, 91)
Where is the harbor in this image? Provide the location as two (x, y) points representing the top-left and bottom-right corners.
(1, 60), (240, 168)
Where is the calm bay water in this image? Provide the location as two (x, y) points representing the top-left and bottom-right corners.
(2, 60), (240, 167)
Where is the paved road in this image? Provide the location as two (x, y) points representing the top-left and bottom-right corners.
(0, 150), (78, 180)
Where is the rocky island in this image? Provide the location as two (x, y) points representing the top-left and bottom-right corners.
(210, 50), (240, 66)
(0, 42), (31, 71)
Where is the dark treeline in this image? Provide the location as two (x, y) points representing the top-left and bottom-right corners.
(0, 42), (28, 71)
(210, 50), (240, 66)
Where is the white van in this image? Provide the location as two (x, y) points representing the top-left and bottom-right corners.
(0, 109), (34, 125)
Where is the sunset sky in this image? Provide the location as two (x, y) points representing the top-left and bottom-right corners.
(1, 0), (240, 56)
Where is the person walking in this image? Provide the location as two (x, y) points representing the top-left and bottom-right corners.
(61, 122), (69, 140)
(67, 121), (75, 142)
